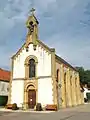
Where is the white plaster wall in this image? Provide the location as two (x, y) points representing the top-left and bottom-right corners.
(13, 44), (51, 79)
(0, 81), (9, 96)
(11, 80), (24, 107)
(38, 77), (53, 106)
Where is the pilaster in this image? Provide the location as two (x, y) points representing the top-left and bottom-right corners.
(66, 68), (72, 107)
(8, 58), (13, 104)
(77, 73), (84, 104)
(51, 49), (57, 105)
(75, 73), (79, 105)
(72, 71), (77, 106)
(61, 64), (66, 108)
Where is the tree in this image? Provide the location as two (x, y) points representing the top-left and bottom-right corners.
(75, 67), (90, 84)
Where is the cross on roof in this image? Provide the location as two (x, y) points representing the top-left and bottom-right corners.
(30, 8), (35, 15)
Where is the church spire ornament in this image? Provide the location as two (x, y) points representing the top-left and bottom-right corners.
(30, 8), (35, 15)
(25, 8), (39, 51)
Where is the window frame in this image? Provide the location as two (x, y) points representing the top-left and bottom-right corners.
(24, 55), (38, 79)
(29, 59), (36, 78)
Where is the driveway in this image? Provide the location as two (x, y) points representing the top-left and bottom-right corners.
(0, 104), (90, 120)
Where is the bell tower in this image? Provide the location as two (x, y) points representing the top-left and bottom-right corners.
(25, 8), (39, 51)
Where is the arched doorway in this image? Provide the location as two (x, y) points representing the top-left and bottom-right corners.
(28, 89), (36, 109)
(24, 84), (37, 109)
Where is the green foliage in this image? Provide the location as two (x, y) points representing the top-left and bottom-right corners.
(76, 67), (90, 84)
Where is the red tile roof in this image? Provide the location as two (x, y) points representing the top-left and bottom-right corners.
(0, 68), (10, 81)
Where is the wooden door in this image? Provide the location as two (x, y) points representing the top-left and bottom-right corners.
(28, 90), (36, 109)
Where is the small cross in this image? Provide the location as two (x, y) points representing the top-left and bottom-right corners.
(30, 8), (35, 15)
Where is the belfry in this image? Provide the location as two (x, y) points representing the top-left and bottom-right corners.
(25, 8), (39, 51)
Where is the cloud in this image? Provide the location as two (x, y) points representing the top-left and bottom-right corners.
(45, 32), (90, 69)
(0, 0), (90, 70)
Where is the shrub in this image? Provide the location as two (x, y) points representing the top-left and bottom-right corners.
(36, 103), (42, 111)
(12, 103), (19, 110)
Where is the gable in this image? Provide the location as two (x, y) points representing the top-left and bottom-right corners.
(12, 39), (54, 60)
(12, 41), (52, 78)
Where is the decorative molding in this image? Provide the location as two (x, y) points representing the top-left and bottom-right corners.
(12, 39), (53, 61)
(13, 78), (26, 80)
(13, 76), (52, 80)
(24, 55), (38, 65)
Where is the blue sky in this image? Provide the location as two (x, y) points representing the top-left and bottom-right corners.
(0, 0), (90, 70)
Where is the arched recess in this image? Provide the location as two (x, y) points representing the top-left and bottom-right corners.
(25, 55), (38, 65)
(56, 69), (59, 82)
(75, 76), (78, 104)
(64, 72), (67, 107)
(70, 75), (73, 106)
(24, 83), (37, 109)
(25, 82), (36, 91)
(24, 55), (38, 79)
(56, 69), (59, 108)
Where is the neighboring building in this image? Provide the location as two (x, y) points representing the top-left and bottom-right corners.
(8, 8), (84, 109)
(0, 68), (10, 106)
(83, 84), (90, 102)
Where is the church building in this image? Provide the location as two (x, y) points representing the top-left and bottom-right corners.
(8, 8), (84, 109)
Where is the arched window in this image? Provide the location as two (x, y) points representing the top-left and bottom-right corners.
(64, 73), (66, 84)
(29, 59), (36, 78)
(56, 69), (59, 82)
(70, 76), (72, 85)
(75, 77), (77, 87)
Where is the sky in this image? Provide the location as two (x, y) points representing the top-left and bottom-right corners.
(0, 0), (90, 70)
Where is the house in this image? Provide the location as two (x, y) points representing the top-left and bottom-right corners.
(0, 68), (10, 106)
(82, 84), (90, 102)
(8, 8), (84, 109)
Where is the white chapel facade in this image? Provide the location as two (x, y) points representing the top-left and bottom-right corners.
(8, 9), (84, 109)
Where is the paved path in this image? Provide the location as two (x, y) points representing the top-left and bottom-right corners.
(0, 104), (90, 120)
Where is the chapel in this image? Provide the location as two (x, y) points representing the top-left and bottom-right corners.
(8, 8), (84, 109)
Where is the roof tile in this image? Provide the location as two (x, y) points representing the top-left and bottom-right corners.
(0, 68), (10, 81)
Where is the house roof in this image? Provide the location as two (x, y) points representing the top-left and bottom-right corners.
(0, 68), (10, 82)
